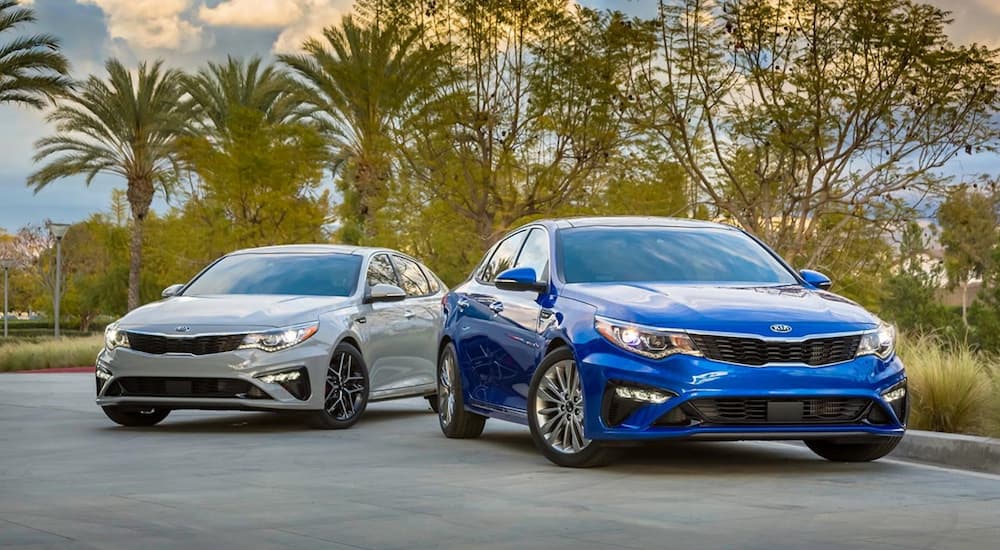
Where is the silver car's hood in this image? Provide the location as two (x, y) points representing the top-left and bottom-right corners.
(118, 294), (353, 332)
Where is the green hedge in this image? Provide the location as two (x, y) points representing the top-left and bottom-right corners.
(0, 336), (103, 372)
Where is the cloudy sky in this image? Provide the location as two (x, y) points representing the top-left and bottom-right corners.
(1, 0), (998, 232)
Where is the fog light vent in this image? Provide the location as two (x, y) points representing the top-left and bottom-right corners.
(255, 367), (310, 401)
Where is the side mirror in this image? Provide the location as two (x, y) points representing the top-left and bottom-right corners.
(365, 283), (407, 304)
(800, 269), (832, 290)
(161, 284), (185, 298)
(495, 267), (547, 293)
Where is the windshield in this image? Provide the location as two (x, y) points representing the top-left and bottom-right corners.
(183, 253), (363, 297)
(558, 226), (798, 285)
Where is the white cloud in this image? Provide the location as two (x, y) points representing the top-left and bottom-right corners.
(79, 0), (206, 51)
(198, 0), (304, 28)
(192, 0), (348, 52)
(274, 0), (350, 53)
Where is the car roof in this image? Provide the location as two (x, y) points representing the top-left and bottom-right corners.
(227, 244), (394, 257)
(528, 216), (738, 231)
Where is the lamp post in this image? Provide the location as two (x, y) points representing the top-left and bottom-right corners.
(47, 222), (70, 338)
(0, 258), (14, 338)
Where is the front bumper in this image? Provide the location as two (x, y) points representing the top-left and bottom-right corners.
(95, 342), (332, 412)
(577, 343), (907, 442)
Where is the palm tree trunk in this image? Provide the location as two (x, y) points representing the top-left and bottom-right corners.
(127, 217), (144, 311)
(126, 177), (154, 311)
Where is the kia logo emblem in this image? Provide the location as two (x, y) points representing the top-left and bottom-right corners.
(175, 326), (191, 333)
(770, 324), (792, 334)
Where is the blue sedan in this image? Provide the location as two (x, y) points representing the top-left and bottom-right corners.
(436, 217), (906, 467)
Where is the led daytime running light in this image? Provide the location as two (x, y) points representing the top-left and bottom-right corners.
(240, 323), (319, 352)
(595, 316), (701, 360)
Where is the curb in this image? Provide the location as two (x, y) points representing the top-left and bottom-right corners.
(892, 429), (1000, 475)
(7, 366), (95, 374)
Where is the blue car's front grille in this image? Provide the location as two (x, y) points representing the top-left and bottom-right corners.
(690, 397), (871, 424)
(689, 333), (862, 366)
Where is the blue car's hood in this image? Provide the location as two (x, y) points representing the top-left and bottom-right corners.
(560, 283), (878, 337)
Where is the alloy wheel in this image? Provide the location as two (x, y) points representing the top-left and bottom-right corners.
(325, 350), (366, 421)
(534, 359), (590, 454)
(439, 351), (456, 427)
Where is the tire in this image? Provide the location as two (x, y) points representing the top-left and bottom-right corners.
(805, 436), (903, 462)
(426, 394), (440, 413)
(527, 347), (619, 468)
(437, 342), (486, 438)
(308, 343), (369, 429)
(102, 406), (170, 427)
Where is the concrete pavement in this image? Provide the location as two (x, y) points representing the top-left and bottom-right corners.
(1, 373), (998, 549)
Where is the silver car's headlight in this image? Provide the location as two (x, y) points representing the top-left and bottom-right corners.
(104, 322), (129, 351)
(239, 322), (319, 352)
(595, 316), (701, 359)
(857, 321), (895, 360)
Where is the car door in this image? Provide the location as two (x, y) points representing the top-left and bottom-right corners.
(453, 229), (541, 412)
(484, 227), (550, 411)
(382, 254), (440, 392)
(358, 253), (408, 394)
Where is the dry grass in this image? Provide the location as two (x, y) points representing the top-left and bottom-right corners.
(0, 336), (102, 372)
(897, 334), (997, 436)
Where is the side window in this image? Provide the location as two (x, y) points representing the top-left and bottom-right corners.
(515, 228), (549, 281)
(392, 255), (431, 297)
(421, 265), (441, 293)
(366, 254), (398, 287)
(480, 231), (527, 283)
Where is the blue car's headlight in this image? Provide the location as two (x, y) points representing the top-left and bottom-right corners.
(595, 316), (701, 359)
(239, 322), (319, 352)
(857, 322), (895, 360)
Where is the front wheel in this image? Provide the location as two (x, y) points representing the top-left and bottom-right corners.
(308, 343), (369, 429)
(102, 406), (170, 427)
(805, 436), (902, 462)
(527, 347), (619, 468)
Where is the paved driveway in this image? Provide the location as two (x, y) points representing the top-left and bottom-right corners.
(1, 373), (998, 549)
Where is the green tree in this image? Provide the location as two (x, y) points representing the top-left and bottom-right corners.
(641, 0), (1000, 268)
(280, 16), (444, 244)
(176, 106), (331, 258)
(28, 59), (188, 311)
(937, 184), (998, 325)
(183, 56), (304, 134)
(880, 221), (957, 335)
(398, 3), (656, 250)
(0, 0), (71, 109)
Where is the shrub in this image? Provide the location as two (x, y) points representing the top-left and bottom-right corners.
(0, 336), (102, 372)
(897, 334), (993, 435)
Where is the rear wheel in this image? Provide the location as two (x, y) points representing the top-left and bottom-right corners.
(528, 348), (619, 468)
(102, 406), (170, 427)
(437, 343), (486, 438)
(805, 437), (902, 462)
(308, 343), (369, 429)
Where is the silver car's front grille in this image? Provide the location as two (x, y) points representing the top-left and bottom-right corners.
(126, 332), (246, 355)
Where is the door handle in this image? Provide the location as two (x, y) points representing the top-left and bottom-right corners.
(404, 310), (416, 319)
(489, 301), (504, 314)
(457, 299), (470, 310)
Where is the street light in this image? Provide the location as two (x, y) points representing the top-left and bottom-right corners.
(47, 222), (70, 338)
(0, 258), (14, 338)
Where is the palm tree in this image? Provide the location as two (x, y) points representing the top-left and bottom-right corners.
(0, 0), (71, 108)
(183, 56), (306, 137)
(28, 59), (187, 311)
(279, 15), (443, 244)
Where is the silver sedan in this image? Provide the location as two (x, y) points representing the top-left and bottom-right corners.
(95, 245), (445, 429)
